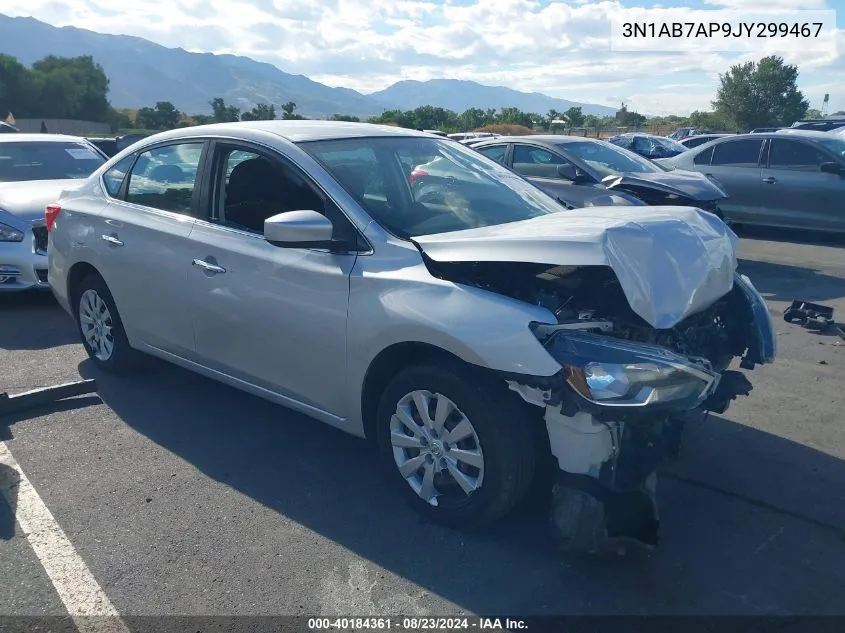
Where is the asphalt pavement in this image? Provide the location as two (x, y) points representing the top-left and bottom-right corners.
(1, 227), (844, 621)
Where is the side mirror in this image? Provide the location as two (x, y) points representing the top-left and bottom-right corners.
(820, 162), (843, 175)
(264, 210), (334, 248)
(556, 164), (578, 181)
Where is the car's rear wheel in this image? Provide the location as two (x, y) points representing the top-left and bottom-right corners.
(74, 274), (145, 374)
(376, 361), (536, 528)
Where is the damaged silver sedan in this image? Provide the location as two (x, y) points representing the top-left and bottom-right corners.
(48, 122), (776, 552)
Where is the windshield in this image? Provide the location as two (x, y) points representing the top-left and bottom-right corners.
(299, 137), (564, 238)
(650, 136), (687, 153)
(0, 141), (105, 182)
(819, 137), (845, 159)
(558, 140), (664, 177)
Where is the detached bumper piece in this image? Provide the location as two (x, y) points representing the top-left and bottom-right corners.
(0, 380), (98, 417)
(550, 417), (683, 554)
(784, 300), (843, 338)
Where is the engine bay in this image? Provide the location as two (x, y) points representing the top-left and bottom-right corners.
(423, 258), (753, 372)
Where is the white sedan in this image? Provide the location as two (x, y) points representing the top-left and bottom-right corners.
(0, 134), (106, 291)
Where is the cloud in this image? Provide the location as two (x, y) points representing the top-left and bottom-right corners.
(2, 0), (843, 114)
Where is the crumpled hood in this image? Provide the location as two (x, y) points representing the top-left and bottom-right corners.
(0, 179), (83, 225)
(602, 170), (727, 201)
(414, 205), (739, 329)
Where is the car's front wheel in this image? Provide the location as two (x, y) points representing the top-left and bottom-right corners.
(74, 274), (145, 374)
(376, 361), (536, 528)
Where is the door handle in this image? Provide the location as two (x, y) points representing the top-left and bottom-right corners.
(192, 258), (227, 274)
(101, 234), (124, 247)
(762, 177), (777, 184)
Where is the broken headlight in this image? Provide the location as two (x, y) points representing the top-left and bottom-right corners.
(532, 327), (718, 409)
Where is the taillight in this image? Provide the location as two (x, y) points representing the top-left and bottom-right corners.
(45, 204), (62, 232)
(409, 168), (428, 185)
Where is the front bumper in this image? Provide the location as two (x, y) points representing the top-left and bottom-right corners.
(0, 225), (50, 292)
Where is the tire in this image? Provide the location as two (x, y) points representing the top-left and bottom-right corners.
(376, 360), (536, 528)
(73, 273), (146, 374)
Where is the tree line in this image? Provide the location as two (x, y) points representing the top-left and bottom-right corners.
(1, 53), (837, 136)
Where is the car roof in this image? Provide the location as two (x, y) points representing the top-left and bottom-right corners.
(772, 129), (840, 139)
(678, 130), (840, 154)
(121, 120), (436, 145)
(473, 135), (608, 145)
(0, 133), (91, 144)
(610, 133), (669, 139)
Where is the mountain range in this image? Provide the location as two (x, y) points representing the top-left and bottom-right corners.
(0, 14), (618, 119)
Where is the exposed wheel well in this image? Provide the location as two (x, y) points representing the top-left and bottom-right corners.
(67, 262), (102, 311)
(361, 342), (470, 442)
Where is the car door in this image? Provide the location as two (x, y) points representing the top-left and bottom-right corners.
(186, 140), (359, 417)
(688, 138), (764, 224)
(97, 140), (207, 357)
(760, 138), (845, 231)
(509, 143), (597, 206)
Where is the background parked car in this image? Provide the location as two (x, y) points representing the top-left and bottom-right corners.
(679, 133), (735, 149)
(788, 118), (845, 133)
(471, 135), (727, 213)
(608, 133), (689, 159)
(656, 131), (845, 233)
(668, 127), (698, 140)
(0, 133), (106, 291)
(86, 137), (119, 157)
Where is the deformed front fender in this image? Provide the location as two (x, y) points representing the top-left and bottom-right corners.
(733, 273), (777, 368)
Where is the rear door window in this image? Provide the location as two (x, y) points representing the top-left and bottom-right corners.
(125, 142), (205, 214)
(476, 144), (507, 165)
(711, 139), (763, 167)
(693, 147), (714, 166)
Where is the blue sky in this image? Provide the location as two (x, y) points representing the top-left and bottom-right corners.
(2, 0), (843, 115)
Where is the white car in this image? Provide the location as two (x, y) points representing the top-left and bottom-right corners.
(0, 134), (106, 291)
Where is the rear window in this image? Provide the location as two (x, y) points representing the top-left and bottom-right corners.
(0, 141), (106, 182)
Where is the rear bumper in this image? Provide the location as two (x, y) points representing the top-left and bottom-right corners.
(0, 228), (50, 292)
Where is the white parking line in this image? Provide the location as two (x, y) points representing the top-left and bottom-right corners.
(0, 441), (130, 633)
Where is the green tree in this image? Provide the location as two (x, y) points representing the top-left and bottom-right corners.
(281, 101), (305, 120)
(497, 106), (535, 128)
(0, 54), (35, 120)
(563, 106), (585, 127)
(620, 111), (646, 128)
(190, 114), (215, 125)
(27, 55), (111, 121)
(330, 114), (360, 122)
(240, 103), (276, 121)
(713, 55), (809, 131)
(832, 110), (845, 116)
(135, 101), (181, 130)
(457, 107), (491, 131)
(688, 110), (733, 131)
(804, 108), (823, 119)
(106, 107), (133, 132)
(210, 97), (240, 122)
